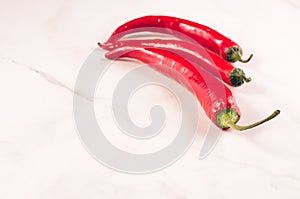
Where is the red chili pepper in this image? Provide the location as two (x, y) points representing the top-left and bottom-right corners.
(105, 47), (279, 130)
(102, 15), (253, 63)
(99, 39), (252, 87)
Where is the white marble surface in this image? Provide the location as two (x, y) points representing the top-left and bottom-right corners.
(1, 0), (300, 198)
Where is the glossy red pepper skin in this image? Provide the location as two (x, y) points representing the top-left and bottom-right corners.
(99, 39), (250, 87)
(105, 47), (241, 129)
(103, 15), (249, 63)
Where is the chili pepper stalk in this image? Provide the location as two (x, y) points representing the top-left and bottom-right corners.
(217, 108), (280, 130)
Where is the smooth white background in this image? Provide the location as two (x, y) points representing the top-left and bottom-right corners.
(1, 0), (300, 198)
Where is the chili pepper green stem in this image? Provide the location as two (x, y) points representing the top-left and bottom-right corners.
(226, 46), (253, 63)
(239, 54), (254, 63)
(229, 68), (252, 86)
(217, 109), (280, 131)
(242, 75), (252, 82)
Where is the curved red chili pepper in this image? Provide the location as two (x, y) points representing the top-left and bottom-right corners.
(99, 39), (252, 87)
(102, 15), (253, 63)
(105, 48), (280, 130)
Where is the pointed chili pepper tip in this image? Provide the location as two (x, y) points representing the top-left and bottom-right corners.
(226, 46), (253, 63)
(98, 42), (104, 48)
(217, 109), (280, 131)
(98, 42), (114, 50)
